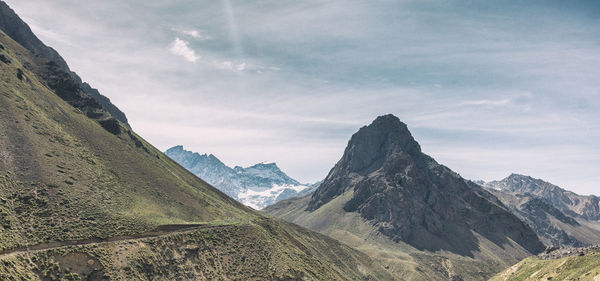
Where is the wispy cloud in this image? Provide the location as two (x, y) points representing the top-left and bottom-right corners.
(168, 38), (199, 62)
(460, 98), (512, 107)
(173, 27), (211, 40)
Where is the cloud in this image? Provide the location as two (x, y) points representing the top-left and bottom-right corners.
(173, 28), (211, 40)
(168, 38), (199, 62)
(460, 98), (512, 107)
(237, 62), (246, 71)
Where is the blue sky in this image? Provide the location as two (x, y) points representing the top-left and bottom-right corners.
(5, 0), (600, 194)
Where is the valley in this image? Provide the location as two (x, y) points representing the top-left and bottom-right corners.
(1, 0), (599, 280)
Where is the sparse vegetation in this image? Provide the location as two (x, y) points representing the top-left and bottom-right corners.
(490, 249), (600, 281)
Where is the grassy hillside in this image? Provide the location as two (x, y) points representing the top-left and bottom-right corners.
(0, 219), (393, 281)
(490, 249), (600, 281)
(0, 27), (393, 280)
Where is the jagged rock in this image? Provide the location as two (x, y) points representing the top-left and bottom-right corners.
(98, 118), (121, 135)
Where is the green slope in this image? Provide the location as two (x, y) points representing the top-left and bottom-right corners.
(0, 219), (393, 281)
(490, 249), (600, 281)
(0, 23), (393, 281)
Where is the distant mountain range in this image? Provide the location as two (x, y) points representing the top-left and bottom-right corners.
(485, 174), (600, 220)
(480, 174), (600, 248)
(165, 145), (316, 209)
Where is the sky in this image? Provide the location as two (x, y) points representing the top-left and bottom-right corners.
(4, 0), (600, 195)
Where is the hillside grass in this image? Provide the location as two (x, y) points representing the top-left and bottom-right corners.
(490, 251), (600, 281)
(0, 219), (393, 281)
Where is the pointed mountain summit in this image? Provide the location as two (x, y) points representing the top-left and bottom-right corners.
(266, 114), (544, 279)
(308, 114), (421, 211)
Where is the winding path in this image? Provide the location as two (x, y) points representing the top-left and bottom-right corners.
(0, 223), (233, 259)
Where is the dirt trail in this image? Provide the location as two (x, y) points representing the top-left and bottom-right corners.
(0, 223), (232, 259)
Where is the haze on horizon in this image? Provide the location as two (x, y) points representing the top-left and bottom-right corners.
(5, 0), (600, 195)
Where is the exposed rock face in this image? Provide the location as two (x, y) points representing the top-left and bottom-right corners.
(0, 1), (129, 128)
(308, 114), (544, 256)
(486, 174), (600, 220)
(165, 146), (314, 209)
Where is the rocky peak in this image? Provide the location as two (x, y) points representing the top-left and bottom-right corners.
(307, 114), (544, 256)
(307, 114), (423, 211)
(248, 162), (278, 169)
(166, 145), (184, 153)
(341, 114), (421, 176)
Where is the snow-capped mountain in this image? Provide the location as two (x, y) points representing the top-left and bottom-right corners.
(165, 146), (316, 209)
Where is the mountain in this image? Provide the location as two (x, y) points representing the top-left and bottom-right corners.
(0, 3), (394, 280)
(0, 1), (129, 127)
(165, 145), (315, 209)
(482, 175), (600, 248)
(486, 174), (600, 220)
(490, 246), (600, 281)
(266, 114), (545, 280)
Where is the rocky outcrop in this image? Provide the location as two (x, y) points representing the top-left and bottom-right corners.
(538, 245), (600, 260)
(307, 114), (544, 256)
(0, 0), (129, 129)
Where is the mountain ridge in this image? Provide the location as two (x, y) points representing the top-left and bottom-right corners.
(481, 174), (600, 248)
(486, 174), (600, 220)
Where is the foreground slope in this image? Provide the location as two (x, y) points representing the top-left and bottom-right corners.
(266, 115), (544, 280)
(490, 247), (600, 281)
(0, 219), (392, 280)
(0, 4), (393, 280)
